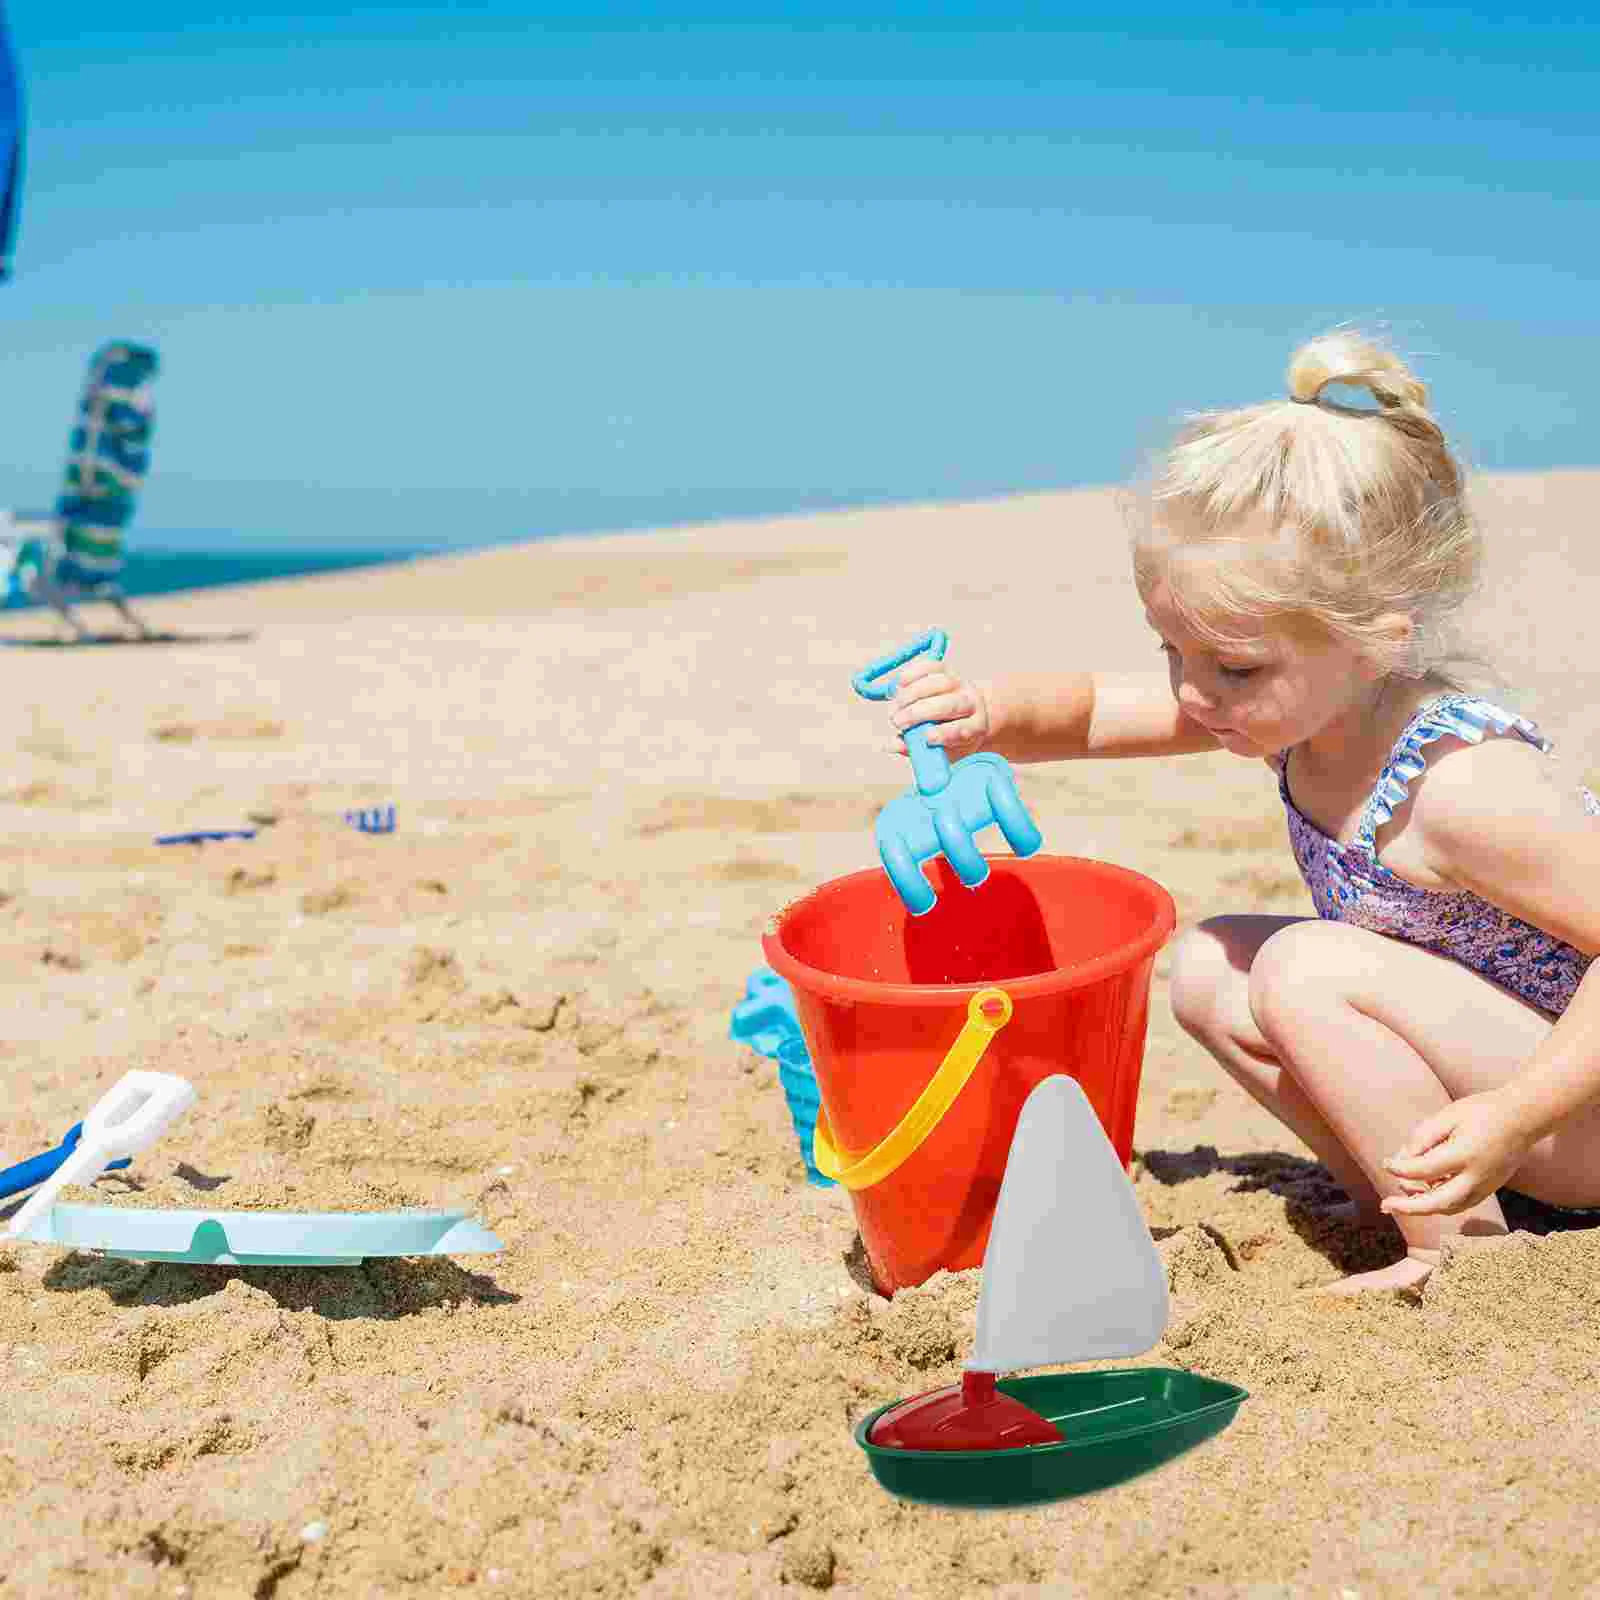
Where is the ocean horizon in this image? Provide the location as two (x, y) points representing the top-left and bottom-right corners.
(68, 540), (439, 604)
(0, 483), (1027, 609)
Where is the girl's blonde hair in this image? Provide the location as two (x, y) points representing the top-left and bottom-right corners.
(1130, 329), (1491, 689)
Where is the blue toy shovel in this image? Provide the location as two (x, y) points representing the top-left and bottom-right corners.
(854, 630), (1043, 916)
(155, 829), (257, 846)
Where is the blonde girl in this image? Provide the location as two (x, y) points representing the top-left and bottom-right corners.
(887, 330), (1600, 1296)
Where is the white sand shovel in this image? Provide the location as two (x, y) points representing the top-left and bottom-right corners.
(5, 1070), (196, 1241)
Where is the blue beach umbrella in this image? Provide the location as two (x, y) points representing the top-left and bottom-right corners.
(0, 7), (20, 280)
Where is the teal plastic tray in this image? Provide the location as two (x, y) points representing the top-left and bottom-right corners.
(856, 1367), (1248, 1508)
(13, 1203), (503, 1266)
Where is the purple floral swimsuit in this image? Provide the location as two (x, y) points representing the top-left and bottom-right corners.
(1275, 693), (1600, 1232)
(1278, 693), (1600, 1017)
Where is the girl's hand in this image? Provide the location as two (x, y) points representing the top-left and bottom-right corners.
(1380, 1090), (1539, 1217)
(885, 657), (993, 763)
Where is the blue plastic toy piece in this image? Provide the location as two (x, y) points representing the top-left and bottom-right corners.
(155, 829), (257, 846)
(776, 1037), (834, 1189)
(853, 629), (1043, 916)
(10, 1203), (503, 1265)
(345, 804), (396, 835)
(0, 1122), (131, 1203)
(730, 968), (836, 1189)
(729, 966), (803, 1058)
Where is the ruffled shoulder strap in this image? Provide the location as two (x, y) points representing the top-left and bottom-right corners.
(1354, 693), (1554, 854)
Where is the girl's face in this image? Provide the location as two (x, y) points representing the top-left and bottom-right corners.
(1141, 580), (1377, 758)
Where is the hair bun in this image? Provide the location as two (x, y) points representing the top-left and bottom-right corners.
(1286, 330), (1429, 410)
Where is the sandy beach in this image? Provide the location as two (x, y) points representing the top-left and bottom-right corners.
(2, 473), (1599, 1599)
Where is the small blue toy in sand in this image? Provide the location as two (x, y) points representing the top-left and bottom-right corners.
(775, 1037), (832, 1188)
(729, 968), (835, 1188)
(155, 828), (258, 846)
(729, 967), (802, 1058)
(157, 807), (397, 843)
(854, 629), (1043, 916)
(345, 804), (396, 835)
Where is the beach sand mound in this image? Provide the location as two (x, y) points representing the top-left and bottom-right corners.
(3, 478), (1600, 1596)
(57, 1159), (424, 1212)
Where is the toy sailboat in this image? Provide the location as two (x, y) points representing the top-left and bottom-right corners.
(854, 1075), (1248, 1508)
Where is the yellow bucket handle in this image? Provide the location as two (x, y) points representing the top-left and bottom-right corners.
(812, 987), (1014, 1192)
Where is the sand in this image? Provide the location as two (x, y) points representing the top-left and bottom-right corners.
(1, 474), (1599, 1598)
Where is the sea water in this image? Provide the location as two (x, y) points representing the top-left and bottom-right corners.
(5, 539), (438, 605)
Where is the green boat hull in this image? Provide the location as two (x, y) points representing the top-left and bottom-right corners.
(856, 1366), (1248, 1508)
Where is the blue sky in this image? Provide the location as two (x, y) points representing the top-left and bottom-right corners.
(3, 3), (1600, 549)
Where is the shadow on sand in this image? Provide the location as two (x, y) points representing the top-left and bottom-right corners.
(40, 1249), (519, 1320)
(834, 1144), (1412, 1291)
(1138, 1143), (1408, 1274)
(0, 628), (258, 648)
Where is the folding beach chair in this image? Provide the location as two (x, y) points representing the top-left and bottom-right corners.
(0, 341), (160, 639)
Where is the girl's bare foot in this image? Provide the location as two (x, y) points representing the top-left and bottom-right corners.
(1296, 1246), (1439, 1299)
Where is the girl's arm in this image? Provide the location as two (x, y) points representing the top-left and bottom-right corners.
(890, 665), (1223, 765)
(985, 671), (1225, 762)
(1382, 952), (1600, 1218)
(1411, 736), (1600, 1135)
(1500, 965), (1600, 1139)
(1365, 734), (1600, 1218)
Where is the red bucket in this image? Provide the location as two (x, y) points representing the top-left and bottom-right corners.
(762, 854), (1175, 1295)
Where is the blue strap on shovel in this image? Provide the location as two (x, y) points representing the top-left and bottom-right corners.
(0, 1123), (131, 1203)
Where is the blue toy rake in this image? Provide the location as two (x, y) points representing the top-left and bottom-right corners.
(854, 629), (1043, 916)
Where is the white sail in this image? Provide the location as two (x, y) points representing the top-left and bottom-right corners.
(968, 1074), (1169, 1374)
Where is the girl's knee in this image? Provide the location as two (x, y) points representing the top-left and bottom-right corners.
(1246, 920), (1356, 1036)
(1167, 920), (1247, 1038)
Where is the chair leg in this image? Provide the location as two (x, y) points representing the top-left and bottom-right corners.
(108, 593), (155, 638)
(26, 571), (91, 640)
